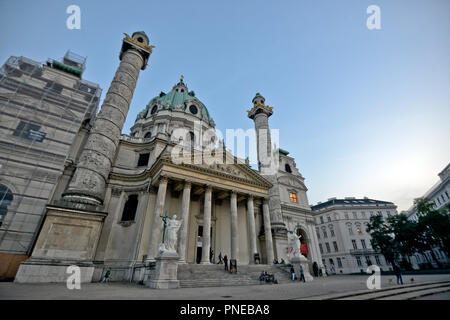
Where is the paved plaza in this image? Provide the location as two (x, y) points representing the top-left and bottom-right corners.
(1, 274), (449, 300)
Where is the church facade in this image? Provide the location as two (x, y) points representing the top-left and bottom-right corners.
(14, 31), (323, 284)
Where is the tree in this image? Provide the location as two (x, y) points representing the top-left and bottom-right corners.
(366, 214), (398, 267)
(387, 214), (418, 270)
(415, 198), (450, 266)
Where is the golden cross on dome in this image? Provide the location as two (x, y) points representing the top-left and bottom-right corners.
(180, 75), (184, 82)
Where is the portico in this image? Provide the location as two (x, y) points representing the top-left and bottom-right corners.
(142, 155), (274, 266)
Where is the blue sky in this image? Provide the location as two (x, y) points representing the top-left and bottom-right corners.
(1, 0), (449, 211)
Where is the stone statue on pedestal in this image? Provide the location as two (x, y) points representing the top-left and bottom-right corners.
(159, 214), (182, 254)
(287, 231), (302, 260)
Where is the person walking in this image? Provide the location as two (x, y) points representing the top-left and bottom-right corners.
(290, 266), (296, 281)
(393, 263), (403, 285)
(223, 254), (228, 271)
(101, 268), (111, 283)
(218, 252), (223, 264)
(299, 265), (306, 282)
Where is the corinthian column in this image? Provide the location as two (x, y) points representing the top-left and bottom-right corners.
(63, 32), (153, 205)
(247, 196), (257, 263)
(178, 181), (192, 263)
(200, 185), (212, 264)
(147, 176), (168, 260)
(230, 191), (238, 261)
(263, 199), (274, 264)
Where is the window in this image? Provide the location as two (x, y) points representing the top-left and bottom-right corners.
(285, 164), (292, 173)
(289, 192), (298, 203)
(322, 259), (326, 266)
(352, 212), (357, 219)
(352, 240), (358, 250)
(337, 257), (343, 268)
(121, 194), (139, 221)
(347, 224), (353, 235)
(327, 216), (331, 222)
(356, 224), (362, 234)
(365, 256), (372, 266)
(356, 256), (362, 267)
(375, 255), (381, 265)
(319, 244), (323, 254)
(330, 227), (335, 237)
(361, 239), (367, 249)
(333, 241), (338, 252)
(137, 153), (150, 167)
(344, 212), (349, 219)
(189, 105), (198, 115)
(13, 121), (46, 142)
(325, 243), (331, 253)
(151, 105), (157, 115)
(0, 184), (13, 227)
(144, 132), (152, 139)
(320, 216), (324, 224)
(323, 230), (328, 238)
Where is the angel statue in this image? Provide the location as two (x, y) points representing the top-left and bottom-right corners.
(287, 231), (302, 259)
(161, 214), (182, 253)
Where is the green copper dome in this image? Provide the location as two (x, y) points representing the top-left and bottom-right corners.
(138, 77), (214, 126)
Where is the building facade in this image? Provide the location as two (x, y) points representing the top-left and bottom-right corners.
(0, 52), (101, 279)
(405, 162), (450, 269)
(311, 197), (397, 274)
(14, 31), (323, 284)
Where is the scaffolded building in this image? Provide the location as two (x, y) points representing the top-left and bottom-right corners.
(0, 51), (102, 279)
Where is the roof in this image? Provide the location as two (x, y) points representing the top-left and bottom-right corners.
(311, 198), (395, 211)
(140, 78), (214, 126)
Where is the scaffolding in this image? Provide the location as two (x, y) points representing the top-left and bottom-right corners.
(0, 52), (102, 260)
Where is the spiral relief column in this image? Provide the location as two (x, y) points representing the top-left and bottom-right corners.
(63, 32), (153, 205)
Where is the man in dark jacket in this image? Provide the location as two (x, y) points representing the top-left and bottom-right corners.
(393, 263), (403, 285)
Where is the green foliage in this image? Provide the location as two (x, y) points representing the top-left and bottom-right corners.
(366, 214), (397, 265)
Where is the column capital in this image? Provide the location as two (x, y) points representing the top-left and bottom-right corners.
(159, 175), (169, 184)
(230, 189), (238, 196)
(183, 180), (192, 189)
(247, 195), (254, 201)
(205, 184), (213, 192)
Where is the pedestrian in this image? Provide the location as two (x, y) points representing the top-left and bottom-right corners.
(393, 263), (403, 285)
(313, 262), (319, 277)
(299, 265), (306, 282)
(101, 268), (111, 283)
(218, 252), (223, 264)
(223, 254), (228, 271)
(290, 266), (296, 281)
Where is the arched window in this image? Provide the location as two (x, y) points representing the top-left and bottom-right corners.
(0, 184), (13, 226)
(188, 131), (195, 149)
(121, 194), (139, 222)
(150, 105), (158, 115)
(144, 132), (152, 139)
(285, 164), (292, 173)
